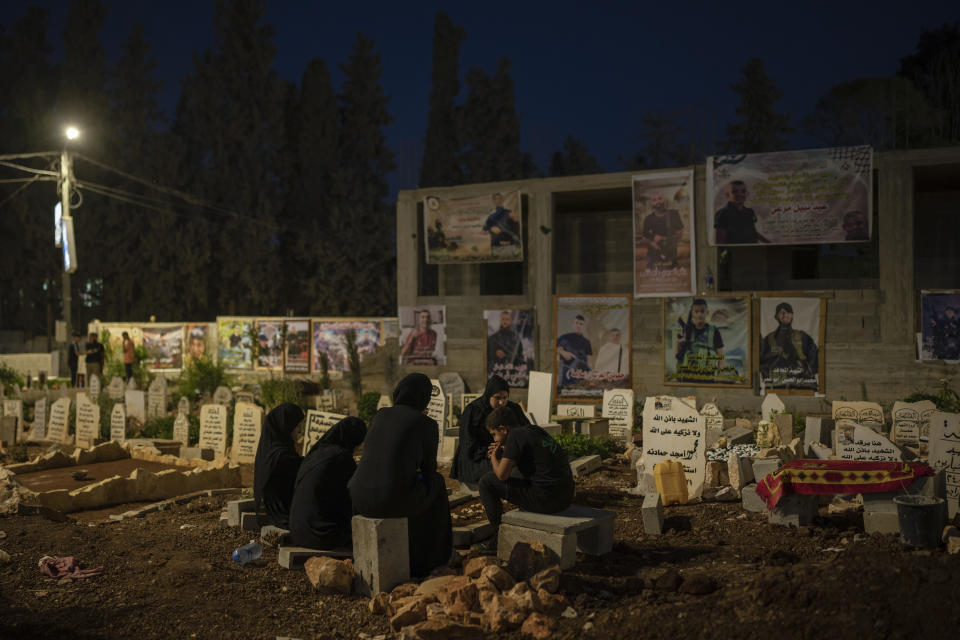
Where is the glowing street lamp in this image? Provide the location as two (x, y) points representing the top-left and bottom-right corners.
(65, 126), (80, 141)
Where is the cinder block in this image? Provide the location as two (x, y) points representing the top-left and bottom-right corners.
(728, 454), (755, 494)
(570, 455), (602, 478)
(351, 515), (410, 596)
(741, 484), (768, 513)
(278, 546), (352, 570)
(500, 505), (614, 557)
(219, 511), (229, 528)
(642, 493), (663, 535)
(864, 510), (900, 534)
(768, 494), (818, 527)
(751, 458), (783, 483)
(180, 447), (214, 461)
(259, 525), (290, 547)
(723, 426), (754, 446)
(773, 414), (794, 447)
(497, 523), (577, 570)
(227, 499), (255, 527)
(580, 419), (609, 439)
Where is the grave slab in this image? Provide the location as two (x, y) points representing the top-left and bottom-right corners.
(741, 484), (767, 513)
(864, 510), (900, 535)
(452, 522), (496, 548)
(570, 455), (602, 478)
(227, 498), (255, 527)
(642, 493), (663, 535)
(751, 458), (783, 482)
(497, 523), (577, 570)
(501, 505), (615, 556)
(240, 511), (260, 532)
(278, 546), (352, 570)
(351, 515), (410, 596)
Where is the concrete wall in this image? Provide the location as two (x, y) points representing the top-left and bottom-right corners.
(396, 147), (960, 411)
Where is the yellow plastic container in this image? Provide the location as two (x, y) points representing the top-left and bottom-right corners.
(654, 459), (689, 506)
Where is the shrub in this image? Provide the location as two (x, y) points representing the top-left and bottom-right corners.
(260, 377), (304, 411)
(554, 433), (611, 460)
(10, 443), (29, 463)
(357, 391), (381, 425)
(0, 362), (25, 390)
(905, 378), (960, 413)
(176, 356), (232, 400)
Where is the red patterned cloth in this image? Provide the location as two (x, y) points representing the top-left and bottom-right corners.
(39, 555), (105, 580)
(755, 459), (933, 510)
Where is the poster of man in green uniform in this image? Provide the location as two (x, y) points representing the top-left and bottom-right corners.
(663, 296), (750, 387)
(758, 297), (824, 393)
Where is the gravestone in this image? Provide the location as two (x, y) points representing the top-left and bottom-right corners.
(232, 402), (264, 464)
(88, 374), (101, 399)
(426, 379), (446, 439)
(235, 391), (255, 405)
(376, 395), (392, 411)
(891, 400), (936, 447)
(212, 386), (233, 406)
(47, 396), (71, 444)
(172, 411), (189, 446)
(107, 376), (125, 400)
(929, 412), (960, 518)
(147, 376), (168, 420)
(110, 403), (127, 442)
(438, 372), (466, 410)
(557, 404), (595, 418)
(642, 396), (707, 498)
(761, 393), (785, 421)
(178, 396), (190, 416)
(125, 390), (146, 424)
(316, 393), (337, 412)
(602, 389), (634, 442)
(127, 377), (138, 391)
(29, 397), (47, 441)
(700, 403), (724, 447)
(832, 401), (885, 431)
(302, 410), (347, 455)
(461, 393), (481, 412)
(199, 404), (228, 455)
(75, 393), (100, 448)
(3, 399), (23, 434)
(0, 416), (15, 446)
(527, 371), (553, 426)
(836, 424), (901, 462)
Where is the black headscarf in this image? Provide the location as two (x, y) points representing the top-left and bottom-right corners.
(392, 373), (433, 411)
(482, 375), (510, 405)
(253, 402), (305, 527)
(450, 375), (522, 482)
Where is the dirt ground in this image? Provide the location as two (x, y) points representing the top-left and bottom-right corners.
(1, 459), (959, 639)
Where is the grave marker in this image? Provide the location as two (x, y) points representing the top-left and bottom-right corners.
(232, 402), (263, 463)
(426, 379), (446, 438)
(438, 372), (466, 410)
(761, 393), (785, 421)
(527, 371), (553, 426)
(47, 396), (71, 444)
(107, 376), (125, 400)
(29, 397), (47, 441)
(302, 410), (347, 455)
(557, 404), (595, 418)
(376, 395), (392, 411)
(178, 396), (190, 416)
(172, 411), (189, 446)
(602, 389), (634, 442)
(235, 391), (255, 405)
(832, 401), (885, 431)
(836, 423), (901, 462)
(199, 404), (228, 454)
(213, 386), (233, 406)
(110, 403), (127, 442)
(125, 390), (146, 424)
(3, 399), (23, 434)
(75, 393), (100, 448)
(127, 377), (138, 390)
(891, 400), (936, 447)
(929, 412), (960, 518)
(147, 376), (168, 420)
(642, 396), (707, 498)
(88, 374), (101, 399)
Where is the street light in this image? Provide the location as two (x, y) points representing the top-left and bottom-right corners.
(65, 126), (80, 141)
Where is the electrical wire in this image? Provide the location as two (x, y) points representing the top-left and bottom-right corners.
(0, 159), (60, 177)
(0, 151), (59, 161)
(0, 174), (43, 208)
(0, 177), (56, 184)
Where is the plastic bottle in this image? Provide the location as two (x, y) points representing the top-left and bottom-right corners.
(232, 540), (262, 565)
(654, 460), (689, 506)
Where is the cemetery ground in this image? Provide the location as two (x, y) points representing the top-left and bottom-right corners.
(1, 460), (959, 639)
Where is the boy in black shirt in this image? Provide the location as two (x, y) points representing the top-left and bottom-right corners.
(477, 407), (575, 550)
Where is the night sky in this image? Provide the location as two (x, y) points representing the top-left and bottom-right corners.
(5, 1), (958, 192)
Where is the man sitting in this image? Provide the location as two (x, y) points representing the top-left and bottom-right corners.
(477, 407), (575, 552)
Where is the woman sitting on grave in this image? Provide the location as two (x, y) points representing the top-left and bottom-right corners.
(289, 416), (367, 550)
(476, 406), (575, 552)
(450, 374), (529, 486)
(253, 403), (305, 529)
(348, 373), (453, 578)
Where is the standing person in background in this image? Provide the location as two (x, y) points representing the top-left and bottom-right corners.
(68, 333), (83, 387)
(122, 332), (136, 382)
(85, 332), (105, 381)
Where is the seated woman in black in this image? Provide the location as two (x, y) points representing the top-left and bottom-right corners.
(289, 416), (367, 550)
(348, 373), (452, 577)
(253, 403), (304, 529)
(450, 375), (529, 486)
(478, 406), (575, 550)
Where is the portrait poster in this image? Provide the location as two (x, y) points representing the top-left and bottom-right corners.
(554, 295), (632, 401)
(255, 319), (284, 371)
(424, 190), (522, 264)
(758, 297), (825, 394)
(100, 324), (142, 363)
(919, 291), (960, 361)
(663, 296), (750, 387)
(216, 317), (254, 370)
(141, 324), (184, 370)
(483, 308), (535, 388)
(283, 319), (311, 373)
(184, 323), (211, 365)
(632, 170), (695, 297)
(398, 306), (446, 366)
(707, 145), (873, 246)
(312, 319), (383, 373)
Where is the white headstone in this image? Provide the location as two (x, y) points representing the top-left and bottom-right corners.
(761, 393), (785, 421)
(700, 403), (724, 431)
(527, 371), (553, 426)
(376, 395), (392, 411)
(602, 389), (634, 442)
(426, 379), (446, 439)
(178, 396), (190, 416)
(127, 377), (138, 390)
(199, 404), (228, 454)
(929, 412), (960, 519)
(832, 401), (885, 431)
(147, 376), (168, 420)
(75, 393), (100, 448)
(302, 410), (347, 456)
(29, 397), (47, 441)
(642, 396), (707, 498)
(232, 402), (263, 463)
(235, 391), (255, 405)
(438, 372), (466, 409)
(88, 374), (101, 399)
(891, 400), (937, 447)
(47, 396), (71, 444)
(107, 376), (125, 400)
(172, 412), (189, 446)
(110, 403), (127, 442)
(836, 423), (901, 462)
(212, 386), (233, 406)
(124, 390), (146, 424)
(3, 399), (23, 429)
(557, 404), (595, 418)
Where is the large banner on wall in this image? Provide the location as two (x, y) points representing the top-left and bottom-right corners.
(399, 306), (446, 366)
(312, 319), (384, 374)
(920, 291), (960, 361)
(284, 319), (311, 373)
(424, 190), (522, 264)
(632, 170), (695, 297)
(101, 325), (142, 364)
(707, 145), (872, 246)
(142, 325), (184, 370)
(483, 308), (535, 388)
(217, 317), (254, 370)
(554, 295), (631, 401)
(758, 297), (825, 394)
(255, 319), (284, 371)
(663, 296), (751, 387)
(184, 323), (212, 365)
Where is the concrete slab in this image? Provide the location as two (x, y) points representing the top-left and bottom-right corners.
(769, 494), (818, 527)
(569, 455), (602, 478)
(452, 521), (495, 548)
(501, 504), (615, 535)
(278, 546), (352, 570)
(642, 493), (663, 535)
(351, 516), (410, 596)
(741, 484), (768, 513)
(497, 523), (577, 570)
(227, 498), (255, 527)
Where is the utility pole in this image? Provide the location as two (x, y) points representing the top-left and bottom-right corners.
(60, 148), (73, 333)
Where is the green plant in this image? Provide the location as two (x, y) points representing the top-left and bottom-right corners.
(97, 395), (118, 439)
(345, 328), (362, 395)
(260, 377), (304, 410)
(793, 412), (805, 436)
(554, 433), (612, 460)
(140, 413), (200, 443)
(176, 356), (232, 400)
(319, 352), (331, 391)
(357, 391), (380, 425)
(103, 341), (150, 389)
(0, 361), (25, 390)
(596, 435), (626, 456)
(905, 378), (960, 413)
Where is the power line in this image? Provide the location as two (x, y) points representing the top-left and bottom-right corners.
(0, 174), (43, 208)
(0, 151), (59, 161)
(0, 159), (59, 177)
(0, 177), (56, 184)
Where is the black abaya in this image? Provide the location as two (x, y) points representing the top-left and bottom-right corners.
(253, 403), (304, 529)
(348, 373), (453, 577)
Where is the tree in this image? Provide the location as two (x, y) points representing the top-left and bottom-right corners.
(459, 59), (524, 183)
(419, 12), (466, 188)
(721, 58), (792, 154)
(899, 23), (960, 143)
(548, 135), (602, 177)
